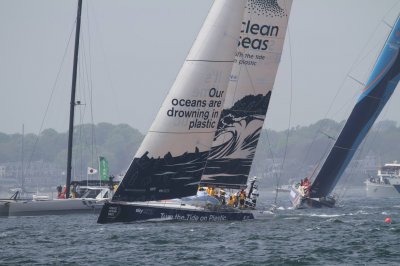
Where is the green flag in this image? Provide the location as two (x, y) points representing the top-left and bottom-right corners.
(99, 156), (109, 181)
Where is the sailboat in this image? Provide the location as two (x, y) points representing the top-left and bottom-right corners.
(289, 13), (400, 208)
(0, 0), (113, 217)
(97, 0), (293, 223)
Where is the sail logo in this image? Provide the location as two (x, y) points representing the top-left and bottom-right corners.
(107, 206), (121, 218)
(238, 20), (279, 51)
(247, 0), (287, 17)
(136, 208), (154, 215)
(166, 88), (224, 130)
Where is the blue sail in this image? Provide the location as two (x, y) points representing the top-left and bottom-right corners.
(310, 15), (400, 198)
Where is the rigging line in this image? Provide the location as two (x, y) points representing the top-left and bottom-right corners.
(382, 20), (393, 29)
(276, 14), (293, 205)
(25, 21), (76, 176)
(84, 0), (98, 166)
(319, 130), (336, 141)
(352, 6), (398, 71)
(79, 28), (98, 171)
(77, 42), (88, 174)
(299, 4), (399, 172)
(330, 90), (359, 120)
(309, 135), (334, 182)
(265, 129), (279, 204)
(83, 2), (98, 167)
(78, 107), (84, 180)
(77, 39), (92, 178)
(353, 10), (400, 90)
(337, 132), (369, 201)
(299, 81), (358, 177)
(89, 0), (121, 124)
(348, 75), (366, 87)
(273, 0), (292, 205)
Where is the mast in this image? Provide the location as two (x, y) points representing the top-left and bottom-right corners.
(66, 0), (82, 199)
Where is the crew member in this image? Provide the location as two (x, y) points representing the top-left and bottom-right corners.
(303, 177), (311, 196)
(239, 189), (246, 209)
(57, 185), (63, 199)
(228, 195), (235, 206)
(58, 185), (66, 199)
(208, 186), (216, 197)
(219, 190), (226, 205)
(70, 183), (77, 198)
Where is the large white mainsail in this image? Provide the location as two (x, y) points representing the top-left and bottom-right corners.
(201, 0), (293, 188)
(113, 0), (247, 202)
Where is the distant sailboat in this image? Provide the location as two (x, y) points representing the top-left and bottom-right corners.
(98, 0), (293, 223)
(290, 13), (400, 208)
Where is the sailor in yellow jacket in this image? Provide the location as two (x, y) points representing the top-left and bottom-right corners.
(239, 189), (246, 208)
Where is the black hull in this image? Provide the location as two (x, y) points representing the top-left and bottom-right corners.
(97, 202), (254, 224)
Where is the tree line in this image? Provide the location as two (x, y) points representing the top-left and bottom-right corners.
(1, 120), (399, 184)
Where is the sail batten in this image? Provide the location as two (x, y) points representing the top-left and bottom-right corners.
(310, 15), (400, 198)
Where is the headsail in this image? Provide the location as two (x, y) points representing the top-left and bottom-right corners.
(113, 0), (247, 202)
(310, 15), (400, 198)
(200, 0), (293, 189)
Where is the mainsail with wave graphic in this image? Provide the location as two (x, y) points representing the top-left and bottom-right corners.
(201, 0), (293, 188)
(112, 0), (247, 202)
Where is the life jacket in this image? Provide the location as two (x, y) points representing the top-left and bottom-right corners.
(209, 188), (215, 196)
(227, 196), (234, 206)
(239, 191), (246, 200)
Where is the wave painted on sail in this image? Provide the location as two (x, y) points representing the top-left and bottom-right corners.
(201, 0), (293, 188)
(113, 149), (210, 202)
(209, 94), (271, 159)
(310, 15), (400, 198)
(201, 93), (270, 187)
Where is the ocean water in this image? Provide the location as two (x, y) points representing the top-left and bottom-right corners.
(1, 190), (399, 265)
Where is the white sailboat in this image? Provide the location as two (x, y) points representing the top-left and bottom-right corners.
(98, 0), (293, 223)
(0, 0), (113, 217)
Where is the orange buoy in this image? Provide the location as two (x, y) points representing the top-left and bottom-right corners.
(385, 217), (392, 223)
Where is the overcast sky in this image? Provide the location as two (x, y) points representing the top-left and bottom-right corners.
(1, 0), (400, 135)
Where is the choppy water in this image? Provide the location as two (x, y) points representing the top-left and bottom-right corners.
(1, 190), (399, 265)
